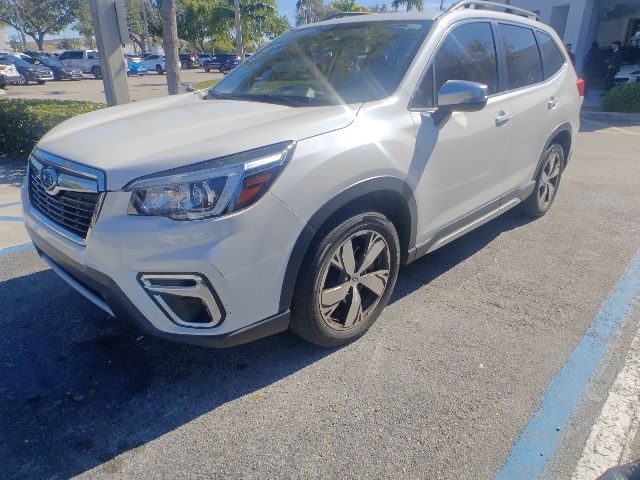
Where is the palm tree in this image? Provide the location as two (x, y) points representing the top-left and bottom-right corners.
(213, 0), (275, 56)
(162, 0), (181, 95)
(391, 0), (423, 12)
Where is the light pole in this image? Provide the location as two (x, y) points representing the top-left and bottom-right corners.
(88, 0), (131, 105)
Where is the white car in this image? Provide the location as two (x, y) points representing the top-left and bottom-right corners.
(0, 59), (21, 88)
(614, 64), (640, 84)
(143, 54), (165, 74)
(58, 49), (101, 77)
(22, 2), (581, 348)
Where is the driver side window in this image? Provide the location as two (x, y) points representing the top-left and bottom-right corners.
(413, 22), (499, 108)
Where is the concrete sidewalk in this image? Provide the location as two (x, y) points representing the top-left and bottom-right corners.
(0, 158), (29, 250)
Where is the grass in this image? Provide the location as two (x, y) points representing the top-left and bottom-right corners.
(193, 79), (220, 90)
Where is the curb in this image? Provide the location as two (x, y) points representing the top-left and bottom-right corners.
(581, 110), (640, 122)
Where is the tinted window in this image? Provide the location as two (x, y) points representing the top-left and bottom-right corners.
(499, 24), (543, 89)
(535, 31), (565, 79)
(413, 22), (498, 108)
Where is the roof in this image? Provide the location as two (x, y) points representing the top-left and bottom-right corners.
(298, 12), (438, 28)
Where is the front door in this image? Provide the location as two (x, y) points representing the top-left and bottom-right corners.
(409, 21), (512, 246)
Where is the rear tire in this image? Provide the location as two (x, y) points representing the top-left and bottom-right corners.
(520, 143), (564, 218)
(37, 80), (45, 85)
(156, 65), (163, 74)
(290, 211), (400, 348)
(91, 66), (101, 79)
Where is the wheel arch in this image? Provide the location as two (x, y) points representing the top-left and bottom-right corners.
(278, 176), (417, 313)
(535, 123), (573, 179)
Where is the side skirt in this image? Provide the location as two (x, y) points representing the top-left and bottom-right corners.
(406, 181), (535, 263)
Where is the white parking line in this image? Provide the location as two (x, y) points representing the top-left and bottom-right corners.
(572, 313), (640, 479)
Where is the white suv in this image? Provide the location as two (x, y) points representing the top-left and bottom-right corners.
(22, 2), (581, 348)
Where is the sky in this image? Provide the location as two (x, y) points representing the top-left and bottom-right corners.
(4, 0), (451, 42)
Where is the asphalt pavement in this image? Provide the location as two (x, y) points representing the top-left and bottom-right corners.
(0, 113), (639, 479)
(1, 69), (221, 103)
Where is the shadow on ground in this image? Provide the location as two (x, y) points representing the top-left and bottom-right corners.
(0, 209), (532, 479)
(0, 157), (26, 187)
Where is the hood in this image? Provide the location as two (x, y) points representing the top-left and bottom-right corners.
(37, 93), (359, 190)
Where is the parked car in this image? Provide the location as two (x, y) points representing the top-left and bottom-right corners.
(0, 55), (53, 84)
(58, 49), (101, 78)
(142, 54), (165, 74)
(0, 58), (21, 88)
(25, 56), (83, 81)
(126, 56), (148, 76)
(203, 53), (241, 73)
(178, 52), (198, 69)
(614, 64), (640, 84)
(24, 50), (51, 59)
(22, 6), (581, 348)
(198, 53), (215, 64)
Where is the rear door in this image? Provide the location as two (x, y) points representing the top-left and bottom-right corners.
(409, 21), (513, 243)
(497, 23), (568, 192)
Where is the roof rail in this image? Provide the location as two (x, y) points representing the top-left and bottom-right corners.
(447, 1), (539, 21)
(320, 11), (371, 21)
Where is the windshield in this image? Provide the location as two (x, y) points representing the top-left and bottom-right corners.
(209, 20), (432, 106)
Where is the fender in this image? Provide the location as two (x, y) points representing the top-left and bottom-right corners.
(534, 122), (573, 179)
(278, 176), (417, 312)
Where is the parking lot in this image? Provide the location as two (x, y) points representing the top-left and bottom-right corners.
(0, 112), (639, 479)
(1, 69), (222, 103)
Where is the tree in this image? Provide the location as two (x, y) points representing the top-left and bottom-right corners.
(295, 0), (327, 25)
(212, 0), (275, 53)
(369, 3), (388, 12)
(125, 0), (160, 52)
(162, 0), (180, 94)
(329, 0), (368, 13)
(177, 0), (213, 52)
(0, 0), (79, 51)
(391, 0), (423, 12)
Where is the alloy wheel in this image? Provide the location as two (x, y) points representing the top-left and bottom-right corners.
(318, 230), (390, 331)
(538, 149), (561, 209)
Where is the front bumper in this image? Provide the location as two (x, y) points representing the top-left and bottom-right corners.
(22, 182), (307, 347)
(60, 70), (83, 80)
(27, 71), (54, 81)
(1, 74), (21, 84)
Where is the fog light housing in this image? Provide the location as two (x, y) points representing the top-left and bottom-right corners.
(138, 274), (225, 328)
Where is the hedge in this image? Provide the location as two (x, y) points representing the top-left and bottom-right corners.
(601, 83), (640, 113)
(0, 99), (104, 156)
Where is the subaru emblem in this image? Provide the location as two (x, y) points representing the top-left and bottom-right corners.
(40, 167), (58, 193)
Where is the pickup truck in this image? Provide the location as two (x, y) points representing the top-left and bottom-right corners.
(58, 50), (102, 78)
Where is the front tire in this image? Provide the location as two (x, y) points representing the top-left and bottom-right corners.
(290, 211), (400, 348)
(520, 144), (564, 217)
(91, 66), (101, 79)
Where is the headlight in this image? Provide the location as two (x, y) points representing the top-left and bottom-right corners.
(125, 141), (296, 220)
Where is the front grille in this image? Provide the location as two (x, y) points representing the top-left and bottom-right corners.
(28, 163), (99, 240)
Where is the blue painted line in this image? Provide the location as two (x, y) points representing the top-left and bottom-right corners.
(0, 201), (21, 209)
(0, 242), (33, 257)
(495, 248), (640, 480)
(0, 215), (23, 222)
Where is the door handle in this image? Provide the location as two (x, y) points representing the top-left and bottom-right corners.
(495, 111), (511, 126)
(548, 97), (559, 109)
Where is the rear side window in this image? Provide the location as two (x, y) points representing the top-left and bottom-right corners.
(499, 24), (543, 90)
(413, 22), (498, 108)
(535, 31), (566, 79)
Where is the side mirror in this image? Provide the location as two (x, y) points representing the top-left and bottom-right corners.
(437, 80), (488, 112)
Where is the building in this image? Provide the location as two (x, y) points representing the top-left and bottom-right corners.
(499, 0), (640, 73)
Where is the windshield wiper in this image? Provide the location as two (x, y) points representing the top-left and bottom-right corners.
(207, 91), (330, 107)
